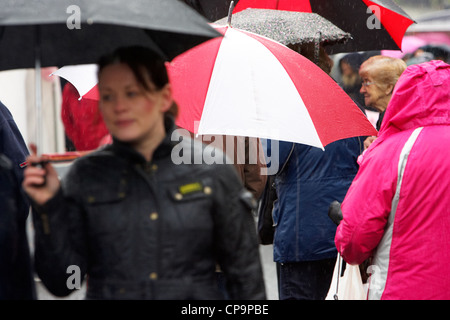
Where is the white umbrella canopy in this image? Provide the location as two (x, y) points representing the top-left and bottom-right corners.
(51, 64), (99, 100)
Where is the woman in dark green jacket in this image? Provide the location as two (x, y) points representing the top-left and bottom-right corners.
(23, 46), (266, 300)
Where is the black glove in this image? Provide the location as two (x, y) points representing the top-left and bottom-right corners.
(328, 200), (343, 226)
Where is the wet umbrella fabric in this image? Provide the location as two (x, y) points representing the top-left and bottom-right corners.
(53, 25), (378, 149)
(186, 0), (415, 53)
(214, 9), (352, 48)
(168, 26), (378, 149)
(0, 0), (220, 153)
(0, 0), (221, 70)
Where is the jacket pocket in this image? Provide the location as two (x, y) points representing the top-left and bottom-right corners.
(83, 180), (128, 205)
(166, 179), (214, 229)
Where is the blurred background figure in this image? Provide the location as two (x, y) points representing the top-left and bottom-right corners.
(195, 134), (267, 201)
(338, 53), (366, 112)
(403, 44), (450, 65)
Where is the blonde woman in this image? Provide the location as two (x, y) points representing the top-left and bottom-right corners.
(359, 55), (407, 149)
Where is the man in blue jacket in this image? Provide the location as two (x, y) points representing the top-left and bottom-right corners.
(0, 101), (36, 299)
(266, 136), (364, 300)
(263, 44), (367, 300)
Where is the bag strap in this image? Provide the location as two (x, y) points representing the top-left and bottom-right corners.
(277, 143), (295, 176)
(392, 127), (423, 211)
(334, 254), (342, 300)
(369, 127), (423, 300)
(368, 127), (423, 300)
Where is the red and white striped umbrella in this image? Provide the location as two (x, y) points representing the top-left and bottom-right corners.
(51, 64), (100, 100)
(52, 25), (377, 149)
(168, 25), (377, 149)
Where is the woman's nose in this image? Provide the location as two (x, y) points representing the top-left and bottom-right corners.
(113, 96), (127, 112)
(360, 85), (366, 93)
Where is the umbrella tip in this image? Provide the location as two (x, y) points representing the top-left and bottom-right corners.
(227, 1), (235, 27)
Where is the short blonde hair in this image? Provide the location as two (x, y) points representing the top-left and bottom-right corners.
(359, 55), (407, 92)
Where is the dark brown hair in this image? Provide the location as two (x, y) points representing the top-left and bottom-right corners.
(97, 46), (178, 118)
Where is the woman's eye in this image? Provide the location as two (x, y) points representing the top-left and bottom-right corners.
(101, 94), (112, 102)
(126, 91), (139, 98)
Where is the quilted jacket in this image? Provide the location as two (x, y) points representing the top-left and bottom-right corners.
(33, 116), (266, 300)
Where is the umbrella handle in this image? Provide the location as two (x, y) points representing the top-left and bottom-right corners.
(34, 26), (43, 157)
(314, 31), (322, 65)
(227, 1), (235, 27)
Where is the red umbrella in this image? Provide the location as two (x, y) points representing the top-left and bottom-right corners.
(205, 0), (415, 53)
(167, 25), (377, 149)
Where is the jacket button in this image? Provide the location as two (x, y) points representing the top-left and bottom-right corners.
(174, 193), (183, 200)
(204, 186), (212, 195)
(149, 272), (158, 280)
(150, 212), (158, 220)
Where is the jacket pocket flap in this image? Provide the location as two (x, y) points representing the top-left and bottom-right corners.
(167, 180), (213, 202)
(83, 177), (128, 205)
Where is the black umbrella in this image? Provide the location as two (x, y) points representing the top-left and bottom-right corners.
(0, 0), (220, 153)
(214, 9), (352, 49)
(185, 0), (415, 53)
(0, 0), (220, 69)
(182, 0), (235, 22)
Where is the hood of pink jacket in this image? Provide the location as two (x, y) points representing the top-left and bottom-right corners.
(379, 60), (450, 138)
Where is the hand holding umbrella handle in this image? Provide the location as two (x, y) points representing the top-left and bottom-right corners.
(29, 160), (49, 187)
(22, 144), (61, 206)
(328, 200), (343, 225)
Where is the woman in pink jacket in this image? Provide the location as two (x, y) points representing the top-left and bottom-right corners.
(335, 60), (450, 300)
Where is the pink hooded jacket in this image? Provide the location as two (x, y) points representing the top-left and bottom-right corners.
(335, 60), (450, 300)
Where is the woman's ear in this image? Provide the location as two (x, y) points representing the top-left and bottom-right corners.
(160, 83), (173, 113)
(385, 83), (394, 95)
